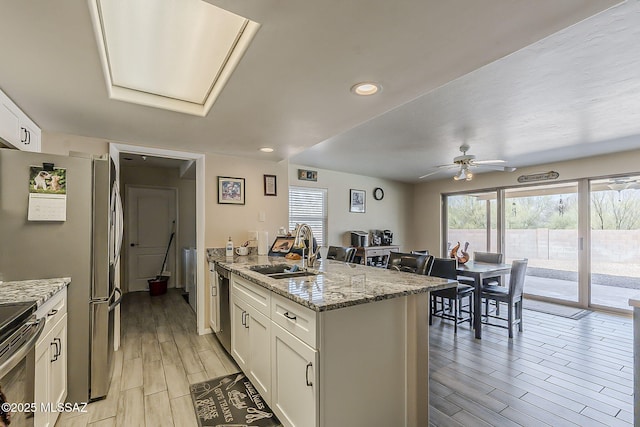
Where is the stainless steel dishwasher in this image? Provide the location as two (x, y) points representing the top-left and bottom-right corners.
(214, 264), (231, 354)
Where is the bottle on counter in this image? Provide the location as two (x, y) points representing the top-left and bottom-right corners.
(225, 237), (234, 257)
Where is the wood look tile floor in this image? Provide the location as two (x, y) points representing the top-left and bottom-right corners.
(56, 289), (238, 427)
(56, 289), (633, 427)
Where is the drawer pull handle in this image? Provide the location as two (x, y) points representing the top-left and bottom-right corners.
(305, 362), (313, 387)
(241, 311), (249, 328)
(54, 337), (62, 358)
(284, 312), (297, 321)
(51, 340), (59, 362)
(48, 309), (58, 317)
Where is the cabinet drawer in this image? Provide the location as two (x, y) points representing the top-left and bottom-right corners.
(231, 274), (270, 316)
(271, 293), (316, 348)
(366, 249), (386, 257)
(36, 287), (67, 341)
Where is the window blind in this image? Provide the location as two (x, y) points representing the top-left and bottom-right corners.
(289, 186), (327, 246)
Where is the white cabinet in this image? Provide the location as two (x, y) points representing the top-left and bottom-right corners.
(49, 317), (67, 411)
(231, 276), (272, 402)
(271, 323), (318, 427)
(0, 91), (20, 146)
(231, 296), (250, 368)
(0, 88), (41, 152)
(34, 288), (68, 427)
(19, 115), (41, 152)
(226, 269), (417, 427)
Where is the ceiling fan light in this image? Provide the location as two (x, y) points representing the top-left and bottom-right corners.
(465, 170), (473, 180)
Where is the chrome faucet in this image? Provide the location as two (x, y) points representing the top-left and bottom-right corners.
(293, 223), (320, 268)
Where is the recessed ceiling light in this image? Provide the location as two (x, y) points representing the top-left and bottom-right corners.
(260, 147), (274, 153)
(351, 82), (381, 96)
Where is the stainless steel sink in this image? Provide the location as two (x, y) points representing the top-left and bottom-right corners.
(266, 271), (317, 279)
(249, 264), (317, 279)
(249, 264), (291, 275)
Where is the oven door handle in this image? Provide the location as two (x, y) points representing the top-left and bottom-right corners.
(0, 318), (45, 378)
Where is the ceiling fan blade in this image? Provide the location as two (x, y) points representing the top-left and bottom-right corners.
(471, 159), (506, 165)
(472, 164), (516, 172)
(418, 170), (445, 179)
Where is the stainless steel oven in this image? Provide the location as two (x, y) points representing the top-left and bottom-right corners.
(0, 302), (44, 427)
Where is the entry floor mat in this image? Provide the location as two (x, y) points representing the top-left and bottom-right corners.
(190, 372), (282, 427)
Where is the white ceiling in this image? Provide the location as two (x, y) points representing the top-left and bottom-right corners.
(0, 0), (632, 183)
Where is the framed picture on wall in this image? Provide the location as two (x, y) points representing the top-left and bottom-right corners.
(349, 189), (366, 213)
(298, 168), (317, 181)
(218, 176), (245, 205)
(264, 174), (277, 196)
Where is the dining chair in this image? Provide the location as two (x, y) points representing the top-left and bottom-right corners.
(458, 251), (505, 313)
(411, 250), (429, 255)
(480, 258), (528, 338)
(387, 252), (432, 275)
(428, 257), (473, 334)
(326, 246), (357, 263)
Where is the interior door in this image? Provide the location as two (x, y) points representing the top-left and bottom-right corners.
(126, 187), (176, 292)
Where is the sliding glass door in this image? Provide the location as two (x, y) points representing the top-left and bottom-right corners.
(504, 183), (580, 303)
(590, 176), (640, 311)
(445, 191), (497, 257)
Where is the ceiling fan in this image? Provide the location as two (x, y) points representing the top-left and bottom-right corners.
(419, 144), (516, 181)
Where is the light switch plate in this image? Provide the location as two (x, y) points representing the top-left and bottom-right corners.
(258, 211), (266, 222)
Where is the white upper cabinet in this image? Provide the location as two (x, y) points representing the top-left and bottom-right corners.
(0, 88), (41, 152)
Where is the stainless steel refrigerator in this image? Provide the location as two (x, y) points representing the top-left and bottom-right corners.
(0, 147), (123, 402)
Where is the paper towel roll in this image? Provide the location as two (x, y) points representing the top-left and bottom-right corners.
(257, 231), (269, 255)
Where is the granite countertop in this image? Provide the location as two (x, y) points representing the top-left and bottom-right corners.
(0, 277), (70, 307)
(208, 253), (455, 312)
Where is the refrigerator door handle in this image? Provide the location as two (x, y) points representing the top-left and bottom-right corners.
(110, 183), (124, 266)
(108, 287), (123, 312)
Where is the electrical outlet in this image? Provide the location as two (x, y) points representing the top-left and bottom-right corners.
(248, 231), (258, 241)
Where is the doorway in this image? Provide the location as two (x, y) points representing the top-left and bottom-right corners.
(126, 186), (177, 292)
(110, 143), (207, 334)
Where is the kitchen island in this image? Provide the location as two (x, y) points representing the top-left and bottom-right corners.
(208, 253), (455, 427)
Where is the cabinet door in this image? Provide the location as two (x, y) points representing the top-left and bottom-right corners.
(19, 120), (41, 152)
(34, 332), (51, 427)
(246, 304), (271, 403)
(231, 296), (250, 370)
(0, 94), (19, 146)
(271, 324), (318, 427)
(49, 315), (68, 413)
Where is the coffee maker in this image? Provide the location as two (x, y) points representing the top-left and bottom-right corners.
(382, 230), (393, 246)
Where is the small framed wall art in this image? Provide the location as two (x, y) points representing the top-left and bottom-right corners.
(218, 176), (245, 205)
(349, 189), (366, 213)
(264, 174), (277, 196)
(298, 169), (317, 182)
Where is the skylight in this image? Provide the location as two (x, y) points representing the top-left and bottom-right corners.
(88, 0), (260, 116)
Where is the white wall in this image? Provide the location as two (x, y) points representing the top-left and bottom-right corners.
(289, 164), (413, 249)
(412, 148), (640, 255)
(42, 131), (109, 156)
(205, 154), (289, 249)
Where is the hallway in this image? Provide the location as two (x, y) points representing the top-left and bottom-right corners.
(57, 289), (238, 426)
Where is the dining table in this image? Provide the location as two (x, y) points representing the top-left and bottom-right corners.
(456, 260), (511, 339)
